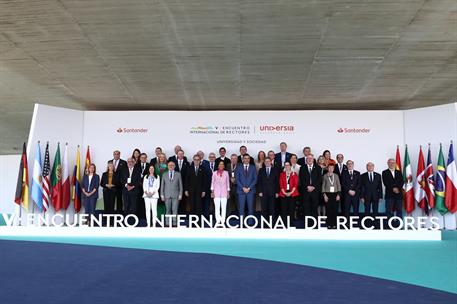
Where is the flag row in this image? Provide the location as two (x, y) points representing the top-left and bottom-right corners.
(395, 141), (457, 215)
(15, 142), (92, 213)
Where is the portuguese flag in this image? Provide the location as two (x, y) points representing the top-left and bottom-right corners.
(51, 143), (63, 211)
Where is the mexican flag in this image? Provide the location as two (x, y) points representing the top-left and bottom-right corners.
(403, 145), (414, 214)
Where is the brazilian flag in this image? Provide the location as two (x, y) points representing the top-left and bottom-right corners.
(435, 144), (448, 215)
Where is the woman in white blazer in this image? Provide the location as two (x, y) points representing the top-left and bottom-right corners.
(143, 166), (161, 227)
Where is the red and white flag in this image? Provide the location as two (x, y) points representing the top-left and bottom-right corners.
(414, 146), (427, 211)
(62, 143), (71, 210)
(41, 142), (51, 212)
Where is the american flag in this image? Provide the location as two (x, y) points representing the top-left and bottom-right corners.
(41, 142), (51, 212)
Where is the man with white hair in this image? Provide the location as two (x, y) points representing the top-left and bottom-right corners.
(360, 162), (383, 216)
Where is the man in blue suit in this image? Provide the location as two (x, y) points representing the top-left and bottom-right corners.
(274, 142), (292, 169)
(235, 154), (257, 225)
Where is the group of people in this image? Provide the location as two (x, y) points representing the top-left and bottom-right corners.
(81, 142), (405, 228)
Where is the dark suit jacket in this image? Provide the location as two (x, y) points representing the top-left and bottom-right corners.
(175, 160), (190, 187)
(82, 174), (100, 199)
(297, 157), (317, 167)
(121, 166), (142, 193)
(185, 165), (207, 194)
(335, 163), (348, 178)
(149, 157), (160, 167)
(215, 157), (231, 169)
(257, 166), (279, 196)
(237, 155), (255, 165)
(135, 162), (150, 180)
(111, 158), (127, 175)
(274, 152), (292, 168)
(100, 171), (120, 193)
(168, 155), (188, 166)
(382, 169), (404, 199)
(298, 164), (322, 196)
(360, 172), (383, 201)
(341, 170), (361, 196)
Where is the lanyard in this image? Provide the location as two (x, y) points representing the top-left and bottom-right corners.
(328, 174), (335, 186)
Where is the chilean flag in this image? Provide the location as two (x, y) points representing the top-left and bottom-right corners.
(445, 142), (457, 213)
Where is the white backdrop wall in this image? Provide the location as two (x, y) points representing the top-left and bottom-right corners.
(20, 104), (84, 224)
(2, 102), (456, 228)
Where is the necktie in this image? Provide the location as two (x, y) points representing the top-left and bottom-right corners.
(114, 159), (118, 171)
(370, 172), (373, 182)
(267, 167), (270, 177)
(170, 171), (173, 180)
(179, 160), (182, 170)
(195, 166), (198, 175)
(350, 171), (353, 178)
(245, 165), (248, 175)
(142, 163), (145, 171)
(211, 163), (214, 171)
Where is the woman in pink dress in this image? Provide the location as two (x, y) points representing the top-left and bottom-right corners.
(211, 161), (231, 224)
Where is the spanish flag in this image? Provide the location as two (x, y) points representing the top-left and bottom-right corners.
(14, 142), (29, 210)
(85, 145), (91, 170)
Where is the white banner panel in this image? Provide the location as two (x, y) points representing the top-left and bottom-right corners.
(84, 110), (404, 176)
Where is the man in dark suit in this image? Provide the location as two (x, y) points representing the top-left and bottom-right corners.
(335, 153), (348, 214)
(135, 153), (150, 220)
(298, 154), (322, 218)
(235, 154), (257, 224)
(185, 154), (207, 217)
(299, 154), (322, 221)
(267, 150), (280, 170)
(149, 147), (162, 167)
(237, 145), (255, 165)
(382, 158), (404, 218)
(168, 145), (188, 164)
(360, 162), (383, 216)
(297, 146), (316, 167)
(111, 150), (127, 213)
(121, 157), (142, 216)
(341, 160), (361, 218)
(174, 150), (189, 214)
(195, 151), (213, 218)
(275, 142), (292, 169)
(215, 147), (231, 168)
(257, 158), (279, 220)
(335, 154), (348, 177)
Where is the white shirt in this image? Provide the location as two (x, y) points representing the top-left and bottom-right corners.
(291, 163), (301, 174)
(114, 159), (119, 171)
(178, 159), (183, 170)
(87, 174), (93, 191)
(281, 152), (286, 164)
(390, 169), (395, 178)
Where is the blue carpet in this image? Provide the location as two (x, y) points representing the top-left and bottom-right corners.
(0, 240), (455, 304)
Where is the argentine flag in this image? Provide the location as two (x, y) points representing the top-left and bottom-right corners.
(31, 142), (44, 211)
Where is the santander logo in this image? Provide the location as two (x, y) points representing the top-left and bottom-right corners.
(337, 127), (370, 134)
(116, 127), (148, 134)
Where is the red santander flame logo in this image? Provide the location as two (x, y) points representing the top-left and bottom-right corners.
(117, 128), (123, 133)
(337, 128), (344, 133)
